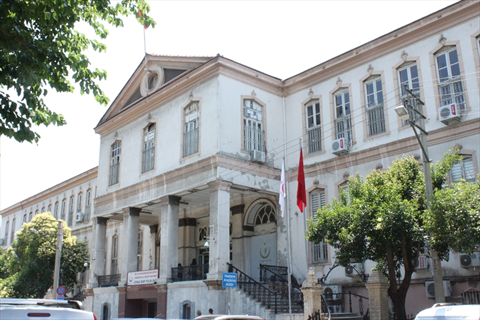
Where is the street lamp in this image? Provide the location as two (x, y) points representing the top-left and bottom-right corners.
(395, 85), (445, 303)
(31, 220), (63, 299)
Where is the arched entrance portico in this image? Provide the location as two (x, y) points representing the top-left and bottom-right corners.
(244, 199), (277, 280)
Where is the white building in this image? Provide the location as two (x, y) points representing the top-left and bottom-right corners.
(2, 1), (479, 318)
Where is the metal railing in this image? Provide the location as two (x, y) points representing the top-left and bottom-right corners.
(258, 264), (303, 313)
(462, 289), (480, 304)
(171, 263), (208, 282)
(438, 77), (465, 110)
(228, 263), (281, 313)
(366, 104), (386, 137)
(244, 125), (265, 152)
(183, 128), (199, 157)
(345, 291), (369, 318)
(335, 115), (352, 142)
(97, 274), (120, 287)
(307, 126), (322, 154)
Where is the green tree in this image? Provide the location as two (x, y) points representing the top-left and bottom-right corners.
(0, 0), (155, 143)
(0, 212), (89, 298)
(306, 149), (480, 319)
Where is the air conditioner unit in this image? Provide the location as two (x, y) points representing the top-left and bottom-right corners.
(332, 138), (349, 156)
(415, 255), (430, 270)
(75, 212), (84, 222)
(460, 253), (480, 268)
(345, 262), (364, 277)
(425, 280), (452, 298)
(323, 285), (342, 314)
(250, 150), (265, 163)
(438, 103), (461, 125)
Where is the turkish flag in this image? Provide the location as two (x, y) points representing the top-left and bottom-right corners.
(296, 148), (307, 212)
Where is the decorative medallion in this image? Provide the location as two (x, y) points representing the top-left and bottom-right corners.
(401, 50), (408, 61)
(336, 77), (342, 87)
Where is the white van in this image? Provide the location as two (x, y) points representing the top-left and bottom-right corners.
(414, 303), (480, 320)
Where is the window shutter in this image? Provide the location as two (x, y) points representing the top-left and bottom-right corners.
(311, 189), (327, 263)
(463, 157), (475, 182)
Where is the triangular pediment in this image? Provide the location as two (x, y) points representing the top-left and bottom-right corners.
(97, 54), (212, 128)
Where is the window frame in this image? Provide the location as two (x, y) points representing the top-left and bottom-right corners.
(54, 202), (59, 219)
(429, 42), (468, 111)
(142, 123), (156, 173)
(109, 140), (121, 186)
(304, 98), (323, 155)
(450, 152), (477, 183)
(309, 188), (328, 264)
(4, 221), (9, 241)
(331, 87), (354, 143)
(111, 235), (119, 275)
(10, 218), (15, 243)
(61, 199), (66, 221)
(241, 95), (267, 154)
(137, 230), (143, 271)
(363, 75), (387, 137)
(182, 101), (200, 158)
(84, 189), (91, 221)
(68, 196), (74, 226)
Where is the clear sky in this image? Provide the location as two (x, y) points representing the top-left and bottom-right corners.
(0, 0), (459, 211)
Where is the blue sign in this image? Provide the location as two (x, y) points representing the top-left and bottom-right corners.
(222, 272), (237, 288)
(57, 295), (64, 300)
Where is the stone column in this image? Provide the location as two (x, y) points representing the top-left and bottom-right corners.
(91, 217), (108, 287)
(149, 225), (158, 270)
(301, 268), (323, 320)
(124, 207), (141, 273)
(158, 195), (181, 283)
(206, 180), (232, 281)
(365, 270), (390, 320)
(230, 205), (245, 268)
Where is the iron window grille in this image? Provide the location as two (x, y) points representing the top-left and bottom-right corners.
(365, 77), (386, 136)
(435, 47), (465, 110)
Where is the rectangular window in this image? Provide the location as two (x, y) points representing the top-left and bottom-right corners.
(85, 190), (91, 221)
(310, 190), (328, 263)
(365, 77), (386, 136)
(68, 197), (74, 226)
(109, 141), (121, 186)
(398, 63), (421, 126)
(451, 156), (476, 183)
(243, 100), (264, 152)
(142, 124), (155, 172)
(137, 231), (143, 271)
(60, 200), (66, 221)
(334, 90), (352, 142)
(183, 102), (199, 157)
(306, 100), (322, 154)
(111, 236), (118, 275)
(435, 48), (465, 109)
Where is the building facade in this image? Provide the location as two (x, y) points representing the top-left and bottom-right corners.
(2, 1), (479, 318)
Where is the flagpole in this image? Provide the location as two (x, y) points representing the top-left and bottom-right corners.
(281, 97), (293, 320)
(299, 139), (308, 273)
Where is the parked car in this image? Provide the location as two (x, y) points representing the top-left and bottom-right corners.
(0, 298), (98, 319)
(414, 303), (480, 320)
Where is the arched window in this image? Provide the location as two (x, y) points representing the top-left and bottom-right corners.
(254, 204), (276, 225)
(54, 202), (59, 219)
(10, 218), (16, 243)
(4, 221), (9, 242)
(29, 212), (33, 222)
(61, 199), (66, 220)
(68, 196), (74, 226)
(23, 214), (27, 223)
(102, 303), (110, 320)
(47, 204), (52, 213)
(84, 189), (91, 221)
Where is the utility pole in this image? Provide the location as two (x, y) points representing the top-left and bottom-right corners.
(52, 220), (63, 300)
(400, 85), (445, 303)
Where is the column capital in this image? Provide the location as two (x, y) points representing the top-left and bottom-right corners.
(159, 195), (181, 206)
(208, 180), (232, 192)
(94, 217), (108, 225)
(122, 207), (141, 217)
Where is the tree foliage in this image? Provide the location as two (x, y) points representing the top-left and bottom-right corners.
(0, 213), (89, 298)
(0, 0), (155, 143)
(306, 149), (480, 319)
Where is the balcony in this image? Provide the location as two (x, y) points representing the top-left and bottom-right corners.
(171, 263), (208, 282)
(97, 274), (120, 287)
